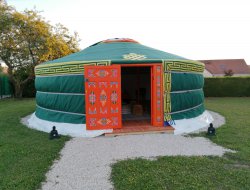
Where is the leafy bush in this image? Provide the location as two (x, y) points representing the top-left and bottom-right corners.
(22, 79), (36, 98)
(204, 77), (250, 97)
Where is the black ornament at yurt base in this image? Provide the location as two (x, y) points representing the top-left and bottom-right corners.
(207, 123), (215, 136)
(49, 126), (60, 140)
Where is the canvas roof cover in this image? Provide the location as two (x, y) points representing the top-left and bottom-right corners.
(42, 38), (186, 64)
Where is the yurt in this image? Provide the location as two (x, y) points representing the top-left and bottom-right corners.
(28, 38), (213, 137)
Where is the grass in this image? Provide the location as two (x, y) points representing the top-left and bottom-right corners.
(0, 99), (69, 190)
(1, 98), (249, 189)
(111, 98), (250, 190)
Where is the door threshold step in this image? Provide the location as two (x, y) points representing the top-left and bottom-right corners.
(105, 126), (174, 137)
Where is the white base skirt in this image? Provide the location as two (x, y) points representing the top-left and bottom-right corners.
(25, 110), (213, 137)
(26, 113), (113, 137)
(173, 110), (214, 135)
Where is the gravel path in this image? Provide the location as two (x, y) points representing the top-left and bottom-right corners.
(41, 112), (233, 190)
(42, 135), (233, 190)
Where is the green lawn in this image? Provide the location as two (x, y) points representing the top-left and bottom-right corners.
(1, 98), (250, 190)
(112, 98), (250, 190)
(0, 99), (69, 190)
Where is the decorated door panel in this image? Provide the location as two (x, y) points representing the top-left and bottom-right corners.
(85, 65), (121, 130)
(152, 65), (163, 126)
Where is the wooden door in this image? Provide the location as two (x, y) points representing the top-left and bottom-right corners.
(85, 65), (122, 130)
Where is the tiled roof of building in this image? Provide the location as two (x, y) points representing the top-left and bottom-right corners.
(199, 59), (250, 74)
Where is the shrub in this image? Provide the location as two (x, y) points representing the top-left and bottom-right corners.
(22, 79), (36, 98)
(0, 73), (13, 96)
(204, 77), (250, 97)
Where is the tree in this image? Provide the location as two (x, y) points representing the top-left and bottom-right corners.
(224, 69), (234, 76)
(0, 0), (7, 6)
(0, 64), (3, 73)
(0, 4), (80, 98)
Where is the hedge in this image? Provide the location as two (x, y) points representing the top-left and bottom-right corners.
(23, 79), (36, 98)
(0, 73), (35, 98)
(0, 74), (12, 97)
(204, 77), (250, 97)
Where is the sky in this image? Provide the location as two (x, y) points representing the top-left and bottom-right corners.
(6, 0), (250, 64)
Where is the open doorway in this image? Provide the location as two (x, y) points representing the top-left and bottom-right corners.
(121, 66), (151, 126)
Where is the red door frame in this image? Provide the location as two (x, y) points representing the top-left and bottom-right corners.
(118, 63), (163, 127)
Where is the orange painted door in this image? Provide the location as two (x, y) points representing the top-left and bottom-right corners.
(85, 65), (122, 130)
(152, 65), (163, 126)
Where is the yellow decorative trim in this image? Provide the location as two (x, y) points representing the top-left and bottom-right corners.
(35, 60), (111, 69)
(35, 61), (111, 76)
(165, 59), (205, 67)
(163, 60), (172, 121)
(163, 60), (205, 73)
(36, 59), (204, 69)
(162, 60), (204, 122)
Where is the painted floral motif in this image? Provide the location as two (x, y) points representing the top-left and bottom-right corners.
(88, 69), (95, 77)
(154, 66), (162, 123)
(96, 70), (109, 77)
(99, 82), (108, 88)
(100, 90), (107, 106)
(100, 107), (108, 114)
(89, 108), (97, 114)
(157, 116), (161, 122)
(157, 76), (161, 87)
(89, 91), (96, 105)
(110, 81), (118, 88)
(111, 69), (118, 77)
(111, 107), (118, 113)
(97, 118), (111, 126)
(111, 117), (118, 126)
(157, 100), (161, 111)
(156, 66), (161, 73)
(157, 90), (161, 98)
(89, 118), (96, 126)
(111, 90), (118, 104)
(88, 82), (96, 87)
